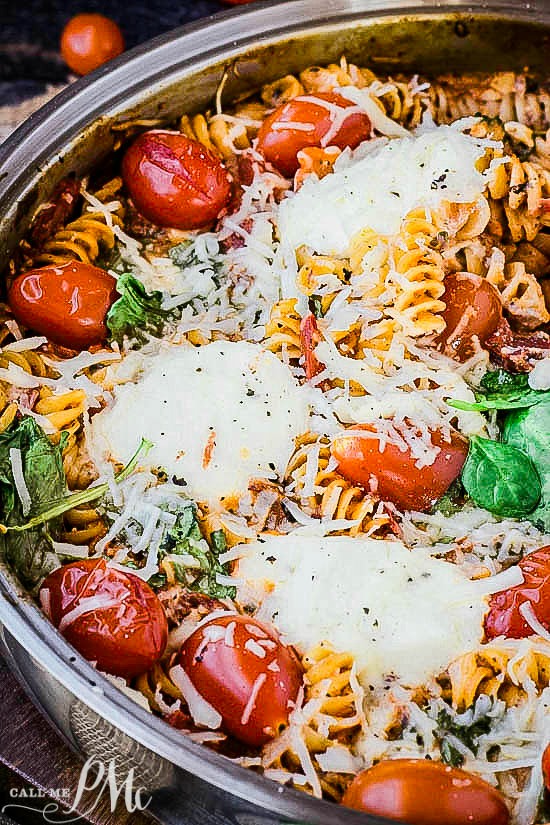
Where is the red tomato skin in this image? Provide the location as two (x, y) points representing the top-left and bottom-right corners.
(332, 424), (468, 512)
(40, 559), (167, 679)
(179, 614), (303, 747)
(438, 272), (502, 361)
(257, 92), (371, 177)
(61, 14), (124, 76)
(122, 131), (232, 230)
(8, 261), (117, 351)
(300, 313), (325, 381)
(342, 759), (510, 825)
(485, 546), (550, 640)
(543, 744), (550, 793)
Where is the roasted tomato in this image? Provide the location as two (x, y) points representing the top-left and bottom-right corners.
(257, 92), (371, 177)
(331, 424), (468, 512)
(438, 272), (502, 361)
(485, 546), (550, 640)
(300, 312), (326, 381)
(8, 261), (117, 351)
(342, 759), (510, 825)
(122, 131), (232, 230)
(178, 614), (302, 746)
(60, 14), (124, 76)
(543, 743), (550, 793)
(40, 558), (167, 678)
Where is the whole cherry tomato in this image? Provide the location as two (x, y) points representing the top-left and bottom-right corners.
(331, 424), (468, 512)
(122, 131), (232, 230)
(438, 272), (502, 361)
(60, 14), (124, 76)
(543, 743), (550, 793)
(178, 614), (302, 746)
(8, 261), (118, 351)
(485, 546), (550, 640)
(342, 759), (510, 825)
(257, 92), (371, 177)
(40, 558), (167, 679)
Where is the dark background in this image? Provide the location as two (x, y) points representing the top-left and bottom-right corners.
(0, 0), (245, 105)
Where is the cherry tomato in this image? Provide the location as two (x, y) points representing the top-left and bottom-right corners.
(122, 131), (232, 230)
(342, 759), (510, 825)
(178, 614), (302, 746)
(257, 92), (371, 177)
(331, 424), (468, 512)
(543, 743), (550, 793)
(8, 261), (117, 351)
(485, 546), (550, 640)
(40, 558), (167, 679)
(438, 272), (502, 361)
(60, 14), (124, 76)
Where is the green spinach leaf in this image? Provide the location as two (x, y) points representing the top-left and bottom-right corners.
(448, 369), (547, 412)
(160, 502), (235, 599)
(106, 273), (176, 347)
(503, 399), (550, 530)
(436, 706), (493, 768)
(461, 435), (541, 517)
(0, 417), (65, 586)
(1, 438), (152, 535)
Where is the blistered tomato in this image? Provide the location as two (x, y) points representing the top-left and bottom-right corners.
(178, 614), (302, 746)
(8, 261), (117, 351)
(40, 558), (167, 678)
(342, 759), (510, 825)
(438, 272), (502, 361)
(257, 92), (371, 177)
(485, 546), (550, 640)
(122, 131), (232, 230)
(331, 424), (468, 511)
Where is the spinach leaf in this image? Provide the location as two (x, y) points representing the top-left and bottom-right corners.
(448, 369), (547, 412)
(0, 416), (65, 587)
(1, 438), (152, 536)
(160, 502), (235, 599)
(461, 435), (541, 517)
(106, 273), (176, 347)
(436, 706), (493, 768)
(503, 399), (550, 530)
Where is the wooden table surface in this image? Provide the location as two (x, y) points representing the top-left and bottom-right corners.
(0, 653), (154, 825)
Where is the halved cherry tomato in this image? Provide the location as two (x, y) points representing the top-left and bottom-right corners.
(331, 424), (468, 512)
(60, 14), (124, 76)
(40, 558), (167, 679)
(122, 131), (232, 230)
(8, 261), (117, 351)
(178, 614), (302, 747)
(485, 546), (550, 640)
(543, 743), (550, 793)
(257, 92), (371, 177)
(300, 313), (326, 381)
(342, 759), (510, 825)
(437, 272), (502, 361)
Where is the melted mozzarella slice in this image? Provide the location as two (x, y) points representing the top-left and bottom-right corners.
(277, 126), (488, 256)
(236, 535), (487, 688)
(90, 341), (310, 504)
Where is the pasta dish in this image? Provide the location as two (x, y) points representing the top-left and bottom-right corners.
(2, 60), (550, 825)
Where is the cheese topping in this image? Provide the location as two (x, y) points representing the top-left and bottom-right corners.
(90, 341), (310, 504)
(277, 126), (488, 255)
(237, 535), (488, 687)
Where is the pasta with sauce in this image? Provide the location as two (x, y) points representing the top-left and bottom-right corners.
(2, 58), (550, 825)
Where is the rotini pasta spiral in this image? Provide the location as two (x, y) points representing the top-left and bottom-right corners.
(442, 641), (550, 711)
(263, 298), (302, 359)
(32, 177), (125, 268)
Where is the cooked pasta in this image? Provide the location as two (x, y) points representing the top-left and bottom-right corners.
(4, 56), (550, 825)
